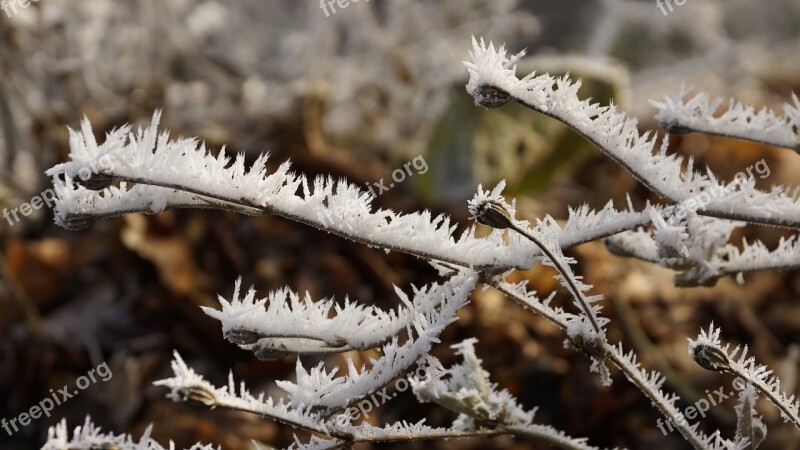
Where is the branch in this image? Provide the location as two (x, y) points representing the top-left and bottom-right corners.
(202, 277), (451, 359)
(467, 182), (605, 335)
(276, 272), (476, 414)
(464, 37), (800, 229)
(46, 113), (542, 271)
(720, 235), (800, 275)
(154, 351), (329, 435)
(42, 416), (219, 450)
(493, 279), (732, 450)
(411, 338), (601, 450)
(607, 223), (800, 286)
(650, 85), (800, 153)
(47, 113), (668, 274)
(689, 323), (800, 430)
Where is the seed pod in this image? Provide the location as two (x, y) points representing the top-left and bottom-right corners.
(80, 173), (115, 191)
(184, 386), (216, 407)
(474, 84), (510, 108)
(225, 328), (264, 345)
(61, 214), (96, 230)
(472, 200), (514, 229)
(691, 343), (731, 372)
(660, 119), (692, 136)
(89, 444), (121, 450)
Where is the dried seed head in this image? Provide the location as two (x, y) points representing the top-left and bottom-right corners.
(80, 172), (115, 191)
(473, 84), (510, 108)
(691, 343), (731, 372)
(471, 199), (514, 229)
(255, 344), (291, 361)
(61, 214), (96, 230)
(225, 328), (264, 345)
(184, 386), (216, 407)
(89, 444), (122, 450)
(660, 119), (692, 136)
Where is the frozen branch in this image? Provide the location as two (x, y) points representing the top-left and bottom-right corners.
(493, 279), (731, 450)
(607, 221), (800, 286)
(412, 338), (601, 450)
(689, 324), (800, 430)
(650, 85), (800, 152)
(468, 182), (607, 336)
(154, 351), (328, 434)
(46, 113), (541, 271)
(464, 37), (800, 229)
(46, 112), (672, 274)
(42, 416), (218, 450)
(276, 272), (476, 414)
(720, 235), (800, 275)
(202, 277), (454, 359)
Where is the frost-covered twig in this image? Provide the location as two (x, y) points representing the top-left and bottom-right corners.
(46, 113), (530, 271)
(720, 235), (800, 275)
(202, 277), (454, 359)
(689, 324), (800, 430)
(651, 85), (800, 152)
(42, 416), (218, 450)
(493, 279), (731, 450)
(154, 351), (329, 434)
(46, 112), (673, 274)
(159, 273), (476, 419)
(283, 425), (507, 450)
(276, 272), (475, 413)
(464, 37), (800, 229)
(608, 227), (800, 285)
(468, 182), (606, 336)
(412, 338), (601, 450)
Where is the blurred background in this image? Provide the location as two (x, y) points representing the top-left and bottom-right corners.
(1, 0), (800, 448)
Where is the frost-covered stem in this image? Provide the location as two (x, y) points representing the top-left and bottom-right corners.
(102, 174), (481, 270)
(493, 280), (717, 450)
(689, 324), (800, 431)
(726, 365), (800, 430)
(503, 424), (598, 450)
(507, 220), (601, 334)
(604, 347), (711, 450)
(679, 128), (796, 152)
(293, 427), (593, 450)
(154, 352), (332, 437)
(352, 428), (504, 443)
(468, 194), (602, 335)
(464, 38), (800, 230)
(507, 94), (797, 229)
(492, 282), (572, 330)
(650, 87), (800, 153)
